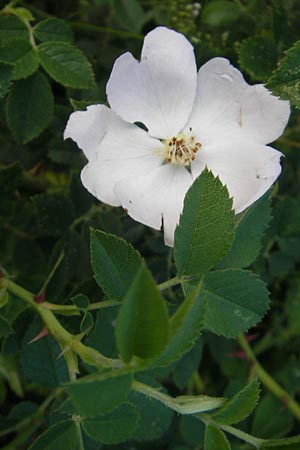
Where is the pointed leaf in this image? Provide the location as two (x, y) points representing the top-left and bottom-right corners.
(115, 264), (169, 362)
(204, 425), (231, 450)
(82, 402), (139, 444)
(90, 229), (142, 300)
(38, 42), (95, 89)
(153, 281), (206, 366)
(174, 169), (234, 277)
(34, 18), (73, 43)
(6, 71), (54, 143)
(267, 40), (300, 108)
(204, 270), (269, 337)
(213, 379), (260, 424)
(0, 15), (28, 40)
(65, 370), (133, 417)
(0, 39), (39, 80)
(0, 62), (14, 98)
(218, 194), (272, 269)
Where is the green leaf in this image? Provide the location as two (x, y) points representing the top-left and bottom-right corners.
(202, 1), (242, 27)
(111, 0), (147, 33)
(34, 18), (73, 43)
(11, 7), (34, 22)
(218, 194), (272, 269)
(82, 402), (139, 444)
(115, 264), (169, 362)
(65, 370), (133, 416)
(267, 40), (300, 108)
(38, 42), (95, 89)
(251, 395), (293, 439)
(0, 316), (13, 338)
(0, 15), (28, 40)
(173, 337), (203, 389)
(28, 421), (78, 450)
(204, 425), (231, 450)
(180, 415), (205, 447)
(153, 281), (206, 366)
(238, 37), (278, 81)
(213, 379), (260, 424)
(90, 229), (142, 300)
(203, 270), (269, 338)
(174, 169), (234, 277)
(20, 319), (69, 388)
(6, 71), (54, 143)
(0, 277), (8, 308)
(0, 39), (39, 79)
(0, 62), (14, 98)
(32, 191), (75, 236)
(271, 0), (287, 43)
(261, 435), (300, 449)
(128, 387), (173, 441)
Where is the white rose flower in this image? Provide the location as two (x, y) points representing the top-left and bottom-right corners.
(64, 27), (290, 246)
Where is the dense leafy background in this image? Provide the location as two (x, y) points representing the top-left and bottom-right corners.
(1, 1), (300, 449)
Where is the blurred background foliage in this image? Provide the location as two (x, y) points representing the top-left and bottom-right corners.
(0, 0), (300, 449)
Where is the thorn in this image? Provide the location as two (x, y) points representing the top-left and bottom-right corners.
(28, 326), (49, 343)
(245, 333), (258, 343)
(228, 350), (246, 360)
(57, 344), (72, 359)
(34, 288), (46, 304)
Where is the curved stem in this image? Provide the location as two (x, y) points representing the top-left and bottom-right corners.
(238, 334), (300, 421)
(132, 380), (225, 414)
(199, 413), (263, 448)
(70, 21), (143, 40)
(6, 279), (121, 370)
(158, 276), (181, 291)
(42, 299), (120, 316)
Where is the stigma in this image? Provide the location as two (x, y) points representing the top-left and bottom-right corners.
(164, 133), (201, 166)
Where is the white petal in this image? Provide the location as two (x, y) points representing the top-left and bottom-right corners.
(64, 105), (115, 161)
(237, 84), (290, 144)
(191, 140), (282, 213)
(81, 120), (164, 207)
(114, 164), (193, 246)
(107, 27), (197, 139)
(185, 58), (248, 142)
(185, 58), (290, 145)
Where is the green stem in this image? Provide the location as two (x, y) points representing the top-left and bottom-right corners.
(0, 388), (60, 439)
(199, 413), (264, 448)
(132, 380), (225, 414)
(70, 21), (143, 40)
(277, 137), (300, 149)
(158, 276), (181, 291)
(42, 299), (120, 316)
(238, 334), (300, 421)
(6, 279), (121, 370)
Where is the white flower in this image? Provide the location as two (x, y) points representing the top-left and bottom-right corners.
(64, 27), (290, 247)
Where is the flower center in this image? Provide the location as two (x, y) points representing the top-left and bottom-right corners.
(164, 133), (201, 166)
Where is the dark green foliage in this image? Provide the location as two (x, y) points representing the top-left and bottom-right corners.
(65, 370), (133, 416)
(1, 1), (300, 449)
(203, 270), (269, 337)
(6, 71), (54, 143)
(238, 37), (278, 81)
(38, 42), (95, 89)
(174, 169), (234, 277)
(90, 229), (142, 300)
(268, 40), (300, 108)
(115, 265), (169, 362)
